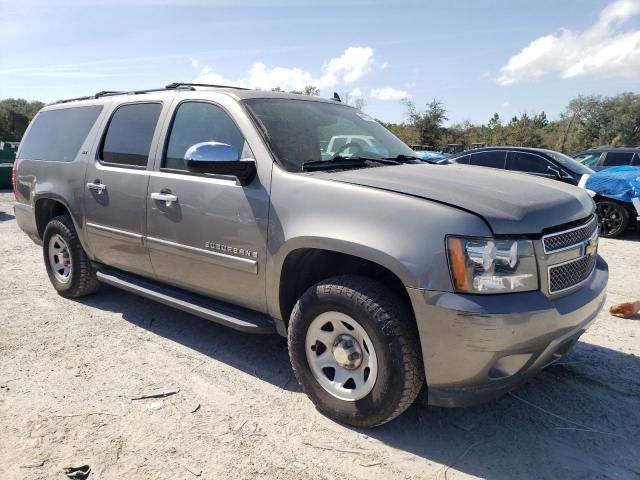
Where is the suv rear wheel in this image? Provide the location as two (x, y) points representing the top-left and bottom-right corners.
(288, 275), (423, 427)
(43, 215), (100, 298)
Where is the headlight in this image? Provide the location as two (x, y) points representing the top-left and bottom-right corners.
(447, 237), (538, 293)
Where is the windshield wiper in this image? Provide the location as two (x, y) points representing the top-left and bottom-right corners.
(301, 155), (400, 172)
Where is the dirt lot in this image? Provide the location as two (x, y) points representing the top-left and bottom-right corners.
(0, 191), (639, 480)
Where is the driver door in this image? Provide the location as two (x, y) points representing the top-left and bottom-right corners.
(145, 99), (270, 312)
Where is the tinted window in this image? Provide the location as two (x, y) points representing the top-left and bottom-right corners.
(18, 106), (103, 162)
(164, 102), (246, 170)
(469, 151), (506, 169)
(508, 151), (552, 174)
(602, 151), (634, 167)
(452, 154), (470, 165)
(101, 103), (162, 167)
(632, 153), (640, 166)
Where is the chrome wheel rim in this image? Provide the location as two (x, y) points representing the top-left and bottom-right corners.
(48, 234), (72, 283)
(305, 311), (378, 401)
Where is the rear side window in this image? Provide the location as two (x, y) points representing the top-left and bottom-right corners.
(101, 103), (162, 167)
(602, 151), (634, 167)
(469, 151), (506, 169)
(508, 151), (552, 174)
(164, 101), (246, 170)
(18, 106), (103, 162)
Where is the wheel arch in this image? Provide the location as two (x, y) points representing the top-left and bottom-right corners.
(33, 195), (92, 254)
(272, 239), (417, 331)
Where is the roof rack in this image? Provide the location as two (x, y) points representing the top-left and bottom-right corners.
(53, 82), (250, 104)
(165, 82), (250, 90)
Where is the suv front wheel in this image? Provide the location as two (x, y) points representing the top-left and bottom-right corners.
(42, 215), (100, 298)
(288, 275), (423, 427)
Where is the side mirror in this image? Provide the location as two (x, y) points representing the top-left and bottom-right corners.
(547, 165), (562, 179)
(184, 142), (256, 185)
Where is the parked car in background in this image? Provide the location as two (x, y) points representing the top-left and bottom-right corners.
(443, 147), (594, 186)
(573, 146), (640, 171)
(413, 150), (448, 163)
(584, 165), (640, 237)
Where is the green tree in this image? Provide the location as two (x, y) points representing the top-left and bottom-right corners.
(403, 99), (448, 146)
(0, 99), (44, 141)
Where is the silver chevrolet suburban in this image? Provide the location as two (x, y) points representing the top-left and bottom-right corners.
(13, 83), (608, 427)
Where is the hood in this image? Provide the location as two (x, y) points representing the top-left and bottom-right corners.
(318, 164), (594, 235)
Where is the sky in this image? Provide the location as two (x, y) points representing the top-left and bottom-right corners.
(1, 0), (639, 125)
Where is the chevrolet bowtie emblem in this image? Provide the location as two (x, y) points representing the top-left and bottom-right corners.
(584, 236), (598, 257)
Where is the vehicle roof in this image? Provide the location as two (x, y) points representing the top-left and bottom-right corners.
(448, 146), (560, 158)
(576, 146), (640, 153)
(44, 84), (349, 109)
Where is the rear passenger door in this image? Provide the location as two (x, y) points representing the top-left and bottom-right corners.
(83, 98), (171, 277)
(145, 98), (270, 312)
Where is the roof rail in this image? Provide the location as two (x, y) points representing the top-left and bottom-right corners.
(165, 82), (251, 90)
(52, 82), (250, 105)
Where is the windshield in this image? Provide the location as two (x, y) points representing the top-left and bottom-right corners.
(243, 98), (417, 172)
(573, 151), (602, 167)
(544, 150), (594, 175)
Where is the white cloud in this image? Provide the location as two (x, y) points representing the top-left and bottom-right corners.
(317, 46), (374, 88)
(497, 0), (640, 85)
(192, 46), (375, 91)
(502, 101), (512, 108)
(349, 87), (363, 98)
(248, 62), (315, 91)
(370, 86), (410, 101)
(480, 71), (491, 79)
(380, 61), (389, 70)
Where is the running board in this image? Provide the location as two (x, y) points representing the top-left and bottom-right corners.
(96, 268), (275, 334)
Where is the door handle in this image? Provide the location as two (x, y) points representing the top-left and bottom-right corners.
(151, 192), (178, 207)
(86, 182), (107, 194)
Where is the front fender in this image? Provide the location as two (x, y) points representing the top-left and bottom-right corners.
(265, 166), (492, 320)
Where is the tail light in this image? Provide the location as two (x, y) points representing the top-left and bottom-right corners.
(12, 160), (18, 199)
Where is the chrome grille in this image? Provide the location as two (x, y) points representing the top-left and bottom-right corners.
(548, 254), (597, 294)
(542, 215), (598, 253)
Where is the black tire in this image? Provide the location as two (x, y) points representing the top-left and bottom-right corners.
(596, 199), (629, 238)
(288, 275), (424, 428)
(42, 215), (100, 298)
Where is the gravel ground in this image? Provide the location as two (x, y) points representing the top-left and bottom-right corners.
(0, 190), (639, 480)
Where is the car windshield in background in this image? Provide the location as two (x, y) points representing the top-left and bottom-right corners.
(243, 98), (418, 172)
(544, 150), (594, 175)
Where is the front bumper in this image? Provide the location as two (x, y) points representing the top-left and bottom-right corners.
(408, 255), (608, 408)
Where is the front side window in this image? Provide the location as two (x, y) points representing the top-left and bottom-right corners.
(508, 151), (552, 174)
(602, 151), (634, 167)
(101, 103), (162, 167)
(19, 106), (103, 162)
(469, 151), (506, 169)
(243, 98), (416, 172)
(164, 102), (247, 170)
